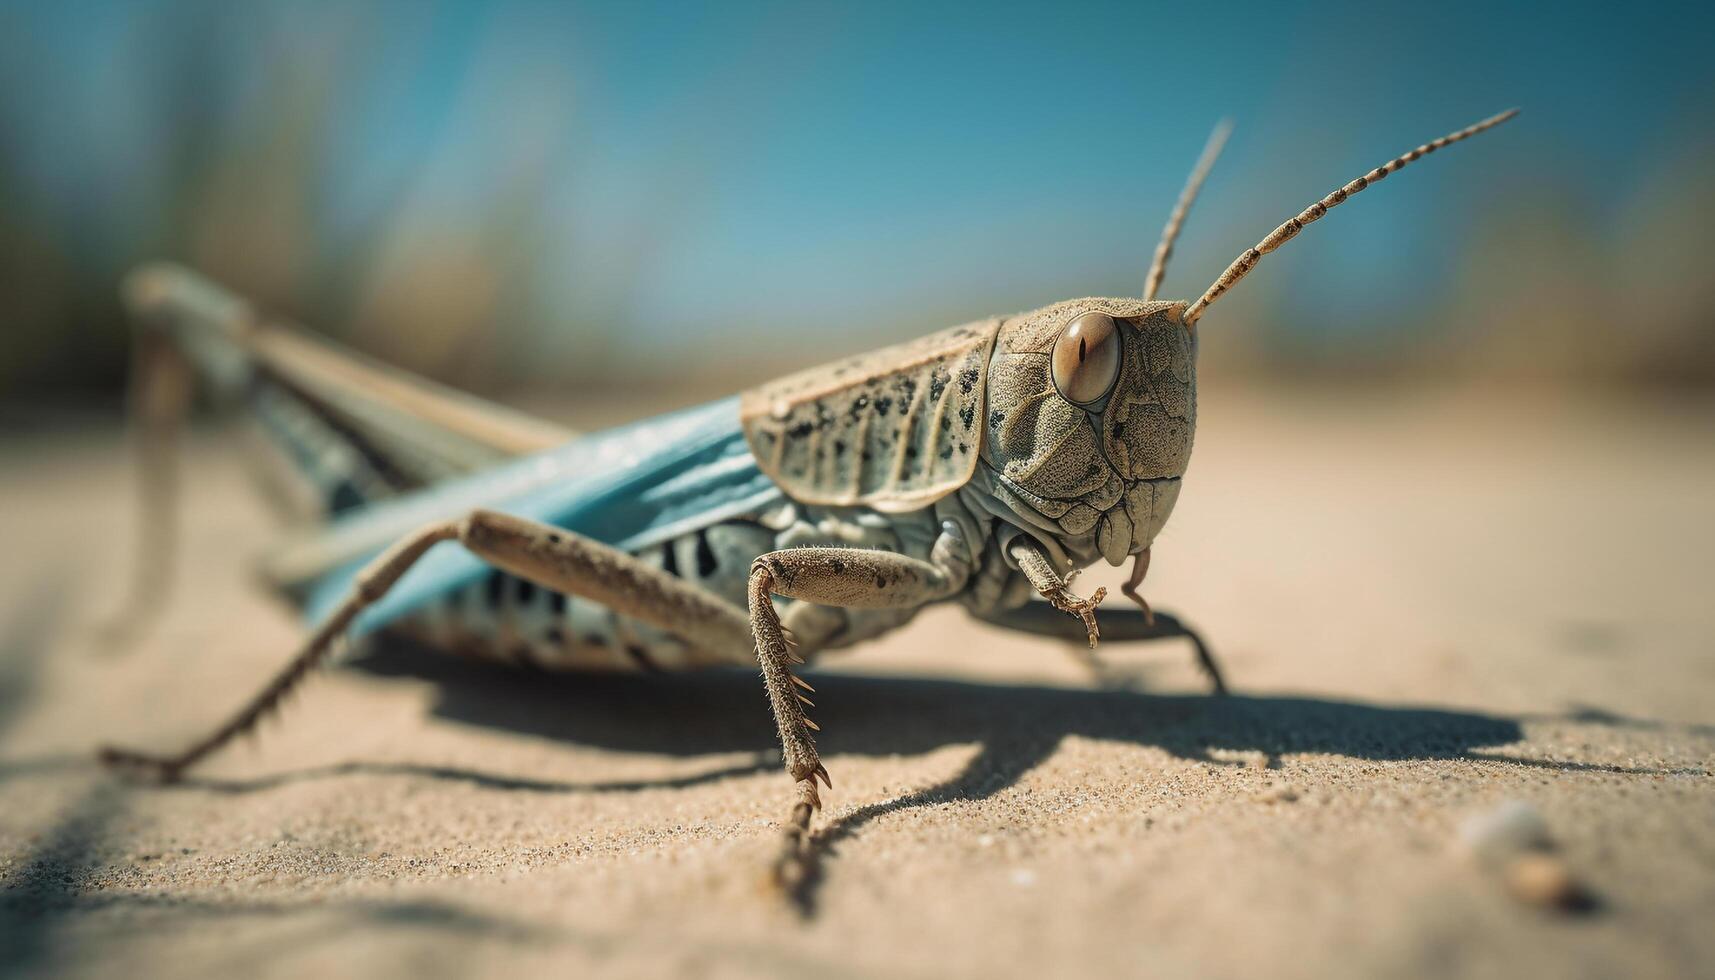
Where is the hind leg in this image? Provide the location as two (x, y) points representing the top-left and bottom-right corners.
(102, 266), (581, 642)
(100, 509), (753, 781)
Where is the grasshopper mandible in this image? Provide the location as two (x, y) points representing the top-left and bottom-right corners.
(100, 109), (1518, 882)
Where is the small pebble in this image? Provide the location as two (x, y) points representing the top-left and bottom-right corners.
(1504, 853), (1591, 911)
(1458, 800), (1551, 867)
(1253, 783), (1299, 804)
(1456, 801), (1598, 913)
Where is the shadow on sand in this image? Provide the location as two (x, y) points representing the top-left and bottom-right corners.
(350, 639), (1531, 769)
(33, 635), (1690, 926)
(332, 639), (1647, 914)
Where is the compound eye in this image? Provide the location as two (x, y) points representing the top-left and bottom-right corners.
(1051, 312), (1121, 406)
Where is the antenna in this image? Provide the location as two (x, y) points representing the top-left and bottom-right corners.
(1144, 119), (1233, 301)
(1182, 108), (1518, 327)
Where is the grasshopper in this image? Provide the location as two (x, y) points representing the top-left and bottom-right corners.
(100, 110), (1517, 883)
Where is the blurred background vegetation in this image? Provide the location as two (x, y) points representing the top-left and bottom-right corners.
(0, 0), (1711, 410)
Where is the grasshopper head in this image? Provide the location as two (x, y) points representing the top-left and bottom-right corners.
(982, 298), (1194, 567)
(978, 110), (1519, 570)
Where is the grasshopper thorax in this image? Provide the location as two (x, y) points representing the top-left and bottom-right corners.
(981, 297), (1195, 568)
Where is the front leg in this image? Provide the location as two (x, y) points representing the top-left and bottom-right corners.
(747, 547), (954, 883)
(1009, 540), (1106, 647)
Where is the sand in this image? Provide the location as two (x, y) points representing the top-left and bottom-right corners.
(1, 383), (1712, 979)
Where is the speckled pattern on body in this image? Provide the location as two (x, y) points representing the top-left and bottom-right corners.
(741, 319), (1000, 512)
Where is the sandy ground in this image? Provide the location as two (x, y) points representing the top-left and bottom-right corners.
(1, 382), (1712, 979)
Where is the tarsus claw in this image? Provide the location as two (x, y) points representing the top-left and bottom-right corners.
(1046, 585), (1106, 647)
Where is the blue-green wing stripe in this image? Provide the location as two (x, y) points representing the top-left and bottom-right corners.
(299, 396), (781, 634)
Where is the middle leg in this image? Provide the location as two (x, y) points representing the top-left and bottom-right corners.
(976, 602), (1228, 694)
